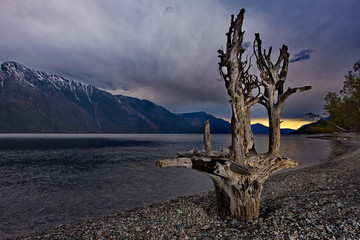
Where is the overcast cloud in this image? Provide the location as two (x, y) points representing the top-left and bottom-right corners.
(1, 0), (359, 120)
(290, 49), (314, 63)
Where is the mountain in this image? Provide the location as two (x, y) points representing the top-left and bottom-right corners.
(280, 128), (296, 134)
(177, 112), (231, 133)
(251, 123), (269, 134)
(0, 61), (196, 133)
(0, 61), (296, 134)
(291, 117), (333, 134)
(177, 112), (294, 134)
(251, 123), (294, 134)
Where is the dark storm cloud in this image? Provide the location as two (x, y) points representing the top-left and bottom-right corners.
(290, 49), (314, 63)
(164, 6), (173, 13)
(0, 0), (229, 105)
(0, 0), (359, 120)
(243, 42), (252, 50)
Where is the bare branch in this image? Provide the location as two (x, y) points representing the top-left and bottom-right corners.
(245, 96), (261, 108)
(157, 156), (253, 177)
(156, 157), (192, 168)
(254, 33), (272, 83)
(280, 86), (312, 103)
(177, 148), (200, 158)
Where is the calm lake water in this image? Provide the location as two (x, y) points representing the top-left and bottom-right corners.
(0, 134), (346, 238)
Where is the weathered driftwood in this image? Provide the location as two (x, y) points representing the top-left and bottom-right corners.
(156, 135), (298, 220)
(156, 9), (311, 220)
(157, 156), (252, 176)
(203, 120), (212, 155)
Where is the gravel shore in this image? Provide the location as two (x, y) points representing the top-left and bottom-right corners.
(13, 137), (360, 239)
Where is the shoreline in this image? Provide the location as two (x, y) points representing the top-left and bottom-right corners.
(307, 132), (360, 141)
(13, 138), (360, 239)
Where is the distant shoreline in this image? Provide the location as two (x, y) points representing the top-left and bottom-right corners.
(13, 137), (360, 239)
(307, 132), (360, 141)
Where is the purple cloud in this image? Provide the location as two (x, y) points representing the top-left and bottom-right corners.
(290, 49), (314, 63)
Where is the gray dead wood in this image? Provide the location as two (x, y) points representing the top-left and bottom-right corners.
(156, 8), (311, 220)
(204, 120), (212, 155)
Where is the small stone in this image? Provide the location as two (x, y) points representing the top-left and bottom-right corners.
(315, 225), (324, 230)
(337, 235), (346, 240)
(201, 225), (211, 230)
(336, 202), (344, 208)
(325, 226), (332, 233)
(350, 219), (358, 227)
(230, 219), (238, 225)
(289, 234), (298, 240)
(176, 209), (183, 214)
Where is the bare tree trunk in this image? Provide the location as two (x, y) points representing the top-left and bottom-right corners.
(244, 107), (257, 158)
(268, 113), (281, 156)
(230, 103), (246, 163)
(218, 9), (258, 163)
(212, 176), (263, 220)
(254, 33), (311, 155)
(156, 9), (311, 221)
(204, 120), (212, 155)
(268, 100), (287, 155)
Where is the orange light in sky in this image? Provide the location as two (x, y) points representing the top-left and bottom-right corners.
(221, 118), (310, 130)
(250, 118), (311, 130)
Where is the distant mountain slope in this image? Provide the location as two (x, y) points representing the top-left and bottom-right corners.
(178, 113), (294, 134)
(0, 61), (296, 134)
(114, 95), (194, 133)
(251, 123), (269, 134)
(279, 128), (296, 134)
(177, 112), (231, 133)
(0, 61), (195, 133)
(292, 117), (334, 134)
(251, 123), (294, 134)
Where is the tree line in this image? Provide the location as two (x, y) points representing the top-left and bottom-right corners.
(323, 60), (360, 132)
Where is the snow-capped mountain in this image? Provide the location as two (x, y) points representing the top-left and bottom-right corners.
(1, 61), (293, 134)
(0, 61), (204, 133)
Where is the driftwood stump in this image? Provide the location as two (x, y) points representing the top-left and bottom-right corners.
(156, 9), (311, 220)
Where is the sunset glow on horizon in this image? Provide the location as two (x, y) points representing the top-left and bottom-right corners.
(251, 118), (311, 130)
(222, 118), (311, 130)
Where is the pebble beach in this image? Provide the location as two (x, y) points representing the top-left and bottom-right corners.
(12, 135), (360, 239)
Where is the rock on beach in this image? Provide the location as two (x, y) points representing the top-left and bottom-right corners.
(12, 135), (360, 239)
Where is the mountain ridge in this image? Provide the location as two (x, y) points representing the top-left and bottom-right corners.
(0, 61), (195, 133)
(251, 123), (295, 134)
(0, 61), (295, 134)
(291, 117), (333, 134)
(0, 61), (226, 133)
(177, 111), (231, 134)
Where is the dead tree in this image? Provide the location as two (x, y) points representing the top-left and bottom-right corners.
(156, 9), (311, 220)
(253, 34), (311, 155)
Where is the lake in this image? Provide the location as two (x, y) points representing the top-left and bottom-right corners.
(0, 134), (345, 238)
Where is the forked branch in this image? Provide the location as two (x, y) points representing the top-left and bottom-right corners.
(254, 32), (312, 110)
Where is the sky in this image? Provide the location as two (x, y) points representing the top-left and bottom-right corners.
(1, 0), (359, 129)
